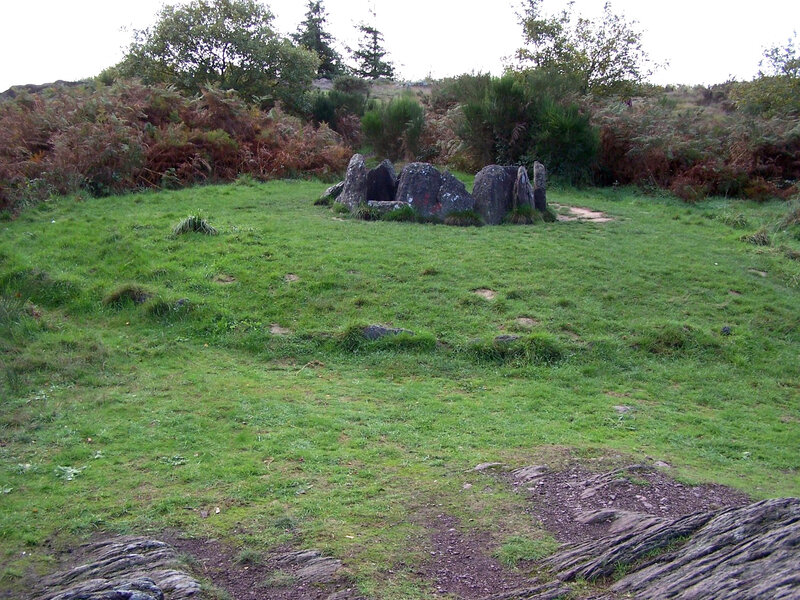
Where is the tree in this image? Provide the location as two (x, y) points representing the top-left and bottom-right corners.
(351, 8), (394, 81)
(116, 0), (319, 108)
(292, 1), (342, 79)
(732, 32), (800, 116)
(516, 0), (654, 95)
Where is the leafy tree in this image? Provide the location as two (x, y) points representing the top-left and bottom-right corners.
(761, 32), (800, 78)
(292, 0), (342, 79)
(732, 32), (800, 117)
(115, 0), (318, 108)
(351, 10), (394, 81)
(516, 0), (654, 95)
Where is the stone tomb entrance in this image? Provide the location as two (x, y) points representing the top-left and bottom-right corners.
(325, 154), (551, 225)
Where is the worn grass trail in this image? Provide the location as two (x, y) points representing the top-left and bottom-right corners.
(0, 180), (798, 597)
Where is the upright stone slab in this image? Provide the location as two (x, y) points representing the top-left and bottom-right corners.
(513, 166), (534, 211)
(366, 159), (397, 202)
(533, 161), (547, 211)
(437, 171), (475, 216)
(396, 162), (443, 218)
(473, 165), (515, 225)
(338, 153), (367, 210)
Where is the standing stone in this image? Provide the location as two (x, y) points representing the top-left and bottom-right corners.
(318, 181), (344, 204)
(396, 162), (443, 219)
(513, 166), (534, 211)
(366, 159), (397, 202)
(338, 154), (367, 210)
(473, 165), (515, 225)
(533, 161), (547, 211)
(437, 171), (474, 216)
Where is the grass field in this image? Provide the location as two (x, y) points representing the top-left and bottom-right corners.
(1, 178), (798, 597)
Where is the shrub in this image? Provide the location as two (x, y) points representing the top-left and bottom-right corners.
(362, 95), (425, 160)
(0, 81), (352, 211)
(450, 72), (597, 184)
(333, 75), (371, 96)
(593, 93), (800, 199)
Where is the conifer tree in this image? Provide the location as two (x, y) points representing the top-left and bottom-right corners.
(351, 8), (394, 80)
(292, 0), (342, 79)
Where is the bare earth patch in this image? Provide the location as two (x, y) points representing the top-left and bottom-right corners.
(213, 274), (236, 284)
(551, 204), (614, 223)
(163, 535), (363, 600)
(515, 317), (540, 328)
(473, 288), (497, 300)
(510, 463), (749, 544)
(748, 268), (768, 277)
(422, 514), (531, 598)
(284, 273), (300, 282)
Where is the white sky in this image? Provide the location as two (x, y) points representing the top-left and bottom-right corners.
(0, 0), (797, 91)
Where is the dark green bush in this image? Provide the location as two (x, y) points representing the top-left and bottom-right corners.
(333, 75), (371, 96)
(362, 95), (425, 160)
(454, 72), (597, 184)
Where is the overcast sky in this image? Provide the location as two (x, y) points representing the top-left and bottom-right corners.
(1, 0), (797, 91)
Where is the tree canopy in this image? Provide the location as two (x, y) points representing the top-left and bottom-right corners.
(516, 0), (653, 95)
(351, 16), (395, 81)
(116, 0), (318, 108)
(732, 32), (800, 117)
(292, 1), (342, 79)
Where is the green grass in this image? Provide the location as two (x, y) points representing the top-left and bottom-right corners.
(494, 534), (560, 567)
(0, 180), (798, 598)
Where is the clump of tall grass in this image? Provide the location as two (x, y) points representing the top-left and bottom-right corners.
(172, 214), (218, 236)
(102, 284), (152, 307)
(443, 210), (483, 227)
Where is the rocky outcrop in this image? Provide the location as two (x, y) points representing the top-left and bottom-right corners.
(34, 537), (200, 600)
(546, 497), (800, 599)
(361, 324), (415, 341)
